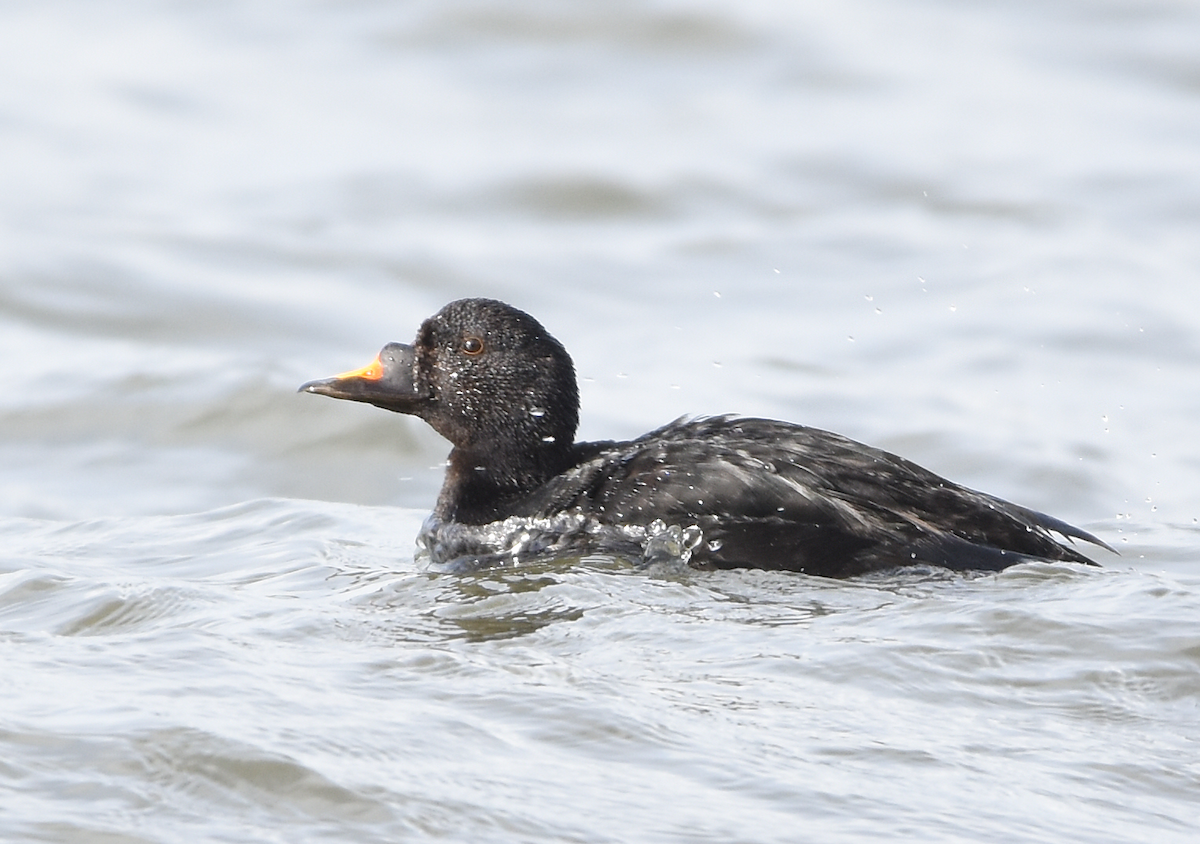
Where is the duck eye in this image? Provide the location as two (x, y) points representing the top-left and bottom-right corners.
(462, 336), (485, 356)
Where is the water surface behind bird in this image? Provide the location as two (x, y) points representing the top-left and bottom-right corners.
(2, 2), (1198, 841)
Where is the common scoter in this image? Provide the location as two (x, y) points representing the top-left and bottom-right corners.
(300, 298), (1111, 576)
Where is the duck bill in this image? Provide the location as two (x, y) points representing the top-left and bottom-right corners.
(299, 342), (425, 413)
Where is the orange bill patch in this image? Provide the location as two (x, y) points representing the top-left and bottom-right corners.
(335, 356), (385, 381)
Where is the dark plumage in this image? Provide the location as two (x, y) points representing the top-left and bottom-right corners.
(301, 298), (1112, 576)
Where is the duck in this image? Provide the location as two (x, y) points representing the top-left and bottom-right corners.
(300, 297), (1111, 576)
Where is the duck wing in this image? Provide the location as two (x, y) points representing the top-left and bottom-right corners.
(530, 417), (1108, 576)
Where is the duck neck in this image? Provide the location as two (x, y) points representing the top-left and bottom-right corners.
(436, 440), (577, 525)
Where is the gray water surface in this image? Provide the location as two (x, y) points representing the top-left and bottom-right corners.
(2, 2), (1199, 842)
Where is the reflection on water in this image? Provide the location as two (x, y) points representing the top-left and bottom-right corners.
(433, 576), (589, 642)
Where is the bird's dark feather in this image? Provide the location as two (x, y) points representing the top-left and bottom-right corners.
(514, 416), (1106, 575)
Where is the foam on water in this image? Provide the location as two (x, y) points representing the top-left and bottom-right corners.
(416, 512), (706, 572)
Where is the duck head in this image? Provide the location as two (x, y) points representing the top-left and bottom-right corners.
(300, 298), (580, 464)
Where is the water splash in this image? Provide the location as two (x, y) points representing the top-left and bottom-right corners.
(416, 513), (706, 572)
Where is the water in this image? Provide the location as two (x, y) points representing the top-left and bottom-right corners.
(2, 1), (1199, 841)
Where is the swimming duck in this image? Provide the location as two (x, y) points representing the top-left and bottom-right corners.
(300, 298), (1110, 576)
